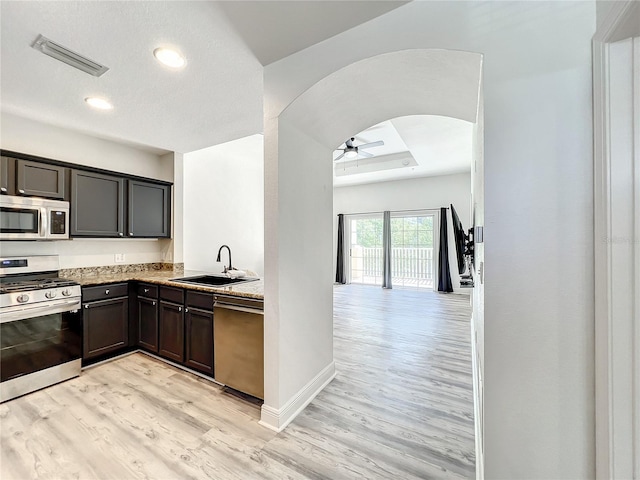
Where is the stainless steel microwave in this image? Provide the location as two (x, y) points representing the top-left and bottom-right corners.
(0, 195), (69, 240)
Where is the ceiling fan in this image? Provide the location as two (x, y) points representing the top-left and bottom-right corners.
(334, 137), (384, 161)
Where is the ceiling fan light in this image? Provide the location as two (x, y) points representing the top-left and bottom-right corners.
(345, 150), (358, 159)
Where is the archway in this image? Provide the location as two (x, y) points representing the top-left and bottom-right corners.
(261, 49), (484, 441)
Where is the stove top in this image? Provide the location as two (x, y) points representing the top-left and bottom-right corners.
(0, 278), (78, 294)
(0, 257), (81, 309)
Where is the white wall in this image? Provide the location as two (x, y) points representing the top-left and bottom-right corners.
(262, 115), (335, 427)
(1, 112), (172, 181)
(183, 134), (264, 275)
(162, 151), (184, 265)
(265, 2), (596, 478)
(333, 173), (472, 293)
(471, 89), (485, 478)
(0, 112), (175, 268)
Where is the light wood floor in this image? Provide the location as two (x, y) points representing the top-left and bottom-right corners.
(1, 285), (475, 479)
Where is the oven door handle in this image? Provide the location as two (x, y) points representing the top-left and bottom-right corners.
(0, 299), (82, 324)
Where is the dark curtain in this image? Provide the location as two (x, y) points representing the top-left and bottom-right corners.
(382, 211), (392, 289)
(437, 207), (454, 293)
(335, 214), (346, 284)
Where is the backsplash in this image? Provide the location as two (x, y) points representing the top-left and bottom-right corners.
(60, 262), (184, 278)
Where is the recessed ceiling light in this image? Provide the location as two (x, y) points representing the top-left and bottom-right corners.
(84, 97), (113, 110)
(153, 47), (186, 69)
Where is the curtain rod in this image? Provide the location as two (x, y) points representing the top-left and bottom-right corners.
(337, 207), (448, 216)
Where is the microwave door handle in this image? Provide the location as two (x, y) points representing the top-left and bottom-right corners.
(40, 207), (48, 237)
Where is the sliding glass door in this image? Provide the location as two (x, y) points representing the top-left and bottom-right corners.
(390, 213), (435, 289)
(346, 211), (436, 290)
(347, 215), (383, 285)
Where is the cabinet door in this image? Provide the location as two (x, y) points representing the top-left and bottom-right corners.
(1, 156), (13, 195)
(16, 160), (65, 199)
(128, 180), (170, 238)
(185, 307), (214, 376)
(159, 301), (184, 363)
(138, 296), (158, 352)
(83, 297), (129, 359)
(71, 169), (125, 237)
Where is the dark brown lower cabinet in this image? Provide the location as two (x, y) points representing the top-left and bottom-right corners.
(185, 307), (214, 375)
(83, 297), (129, 360)
(138, 296), (158, 352)
(159, 301), (184, 362)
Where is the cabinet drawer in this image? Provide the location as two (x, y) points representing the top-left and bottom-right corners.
(186, 291), (214, 311)
(160, 286), (184, 304)
(82, 283), (128, 302)
(137, 283), (158, 298)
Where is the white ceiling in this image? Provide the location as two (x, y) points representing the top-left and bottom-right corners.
(217, 1), (408, 66)
(1, 2), (474, 187)
(333, 116), (473, 187)
(0, 1), (406, 154)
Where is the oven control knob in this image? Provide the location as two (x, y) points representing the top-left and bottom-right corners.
(62, 289), (72, 297)
(45, 291), (57, 299)
(17, 294), (30, 303)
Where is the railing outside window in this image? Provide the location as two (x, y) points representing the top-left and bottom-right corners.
(352, 246), (434, 288)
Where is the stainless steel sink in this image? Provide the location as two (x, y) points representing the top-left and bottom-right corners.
(170, 274), (258, 287)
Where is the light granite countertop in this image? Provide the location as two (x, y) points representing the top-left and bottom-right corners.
(64, 269), (264, 300)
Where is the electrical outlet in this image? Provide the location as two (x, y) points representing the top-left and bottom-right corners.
(115, 253), (126, 263)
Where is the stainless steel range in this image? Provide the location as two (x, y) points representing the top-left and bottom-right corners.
(0, 255), (82, 402)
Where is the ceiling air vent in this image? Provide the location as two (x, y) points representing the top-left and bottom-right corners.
(32, 34), (109, 77)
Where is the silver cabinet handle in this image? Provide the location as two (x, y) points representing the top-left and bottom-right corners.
(105, 289), (110, 295)
(152, 301), (156, 306)
(129, 232), (134, 236)
(119, 232), (124, 237)
(178, 306), (182, 312)
(1, 187), (6, 192)
(185, 308), (189, 313)
(144, 288), (149, 293)
(85, 304), (89, 309)
(18, 189), (25, 194)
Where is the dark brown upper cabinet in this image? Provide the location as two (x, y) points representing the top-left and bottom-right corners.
(0, 156), (11, 195)
(16, 160), (65, 199)
(1, 150), (172, 239)
(71, 169), (125, 237)
(128, 180), (170, 238)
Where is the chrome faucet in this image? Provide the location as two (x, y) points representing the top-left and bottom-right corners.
(216, 245), (233, 274)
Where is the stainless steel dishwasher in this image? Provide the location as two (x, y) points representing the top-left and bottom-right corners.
(213, 294), (264, 400)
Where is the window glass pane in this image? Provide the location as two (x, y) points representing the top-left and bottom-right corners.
(349, 216), (383, 286)
(390, 214), (435, 290)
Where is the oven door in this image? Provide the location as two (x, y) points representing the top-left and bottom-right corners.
(0, 299), (82, 389)
(0, 205), (44, 240)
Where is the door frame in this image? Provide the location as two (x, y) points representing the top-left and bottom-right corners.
(344, 213), (384, 285)
(593, 2), (640, 477)
(389, 209), (438, 292)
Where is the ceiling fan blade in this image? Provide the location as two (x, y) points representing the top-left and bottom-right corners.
(359, 150), (374, 158)
(334, 153), (345, 161)
(358, 140), (384, 150)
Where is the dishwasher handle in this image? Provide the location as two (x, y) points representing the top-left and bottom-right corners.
(213, 301), (264, 316)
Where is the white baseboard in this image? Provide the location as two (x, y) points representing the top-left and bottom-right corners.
(259, 361), (336, 432)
